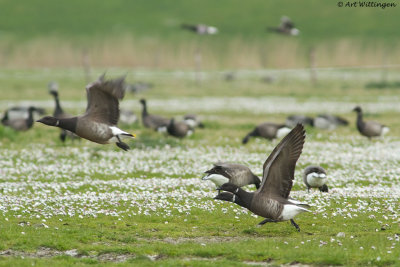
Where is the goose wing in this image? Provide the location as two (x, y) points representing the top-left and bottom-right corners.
(257, 124), (305, 198)
(84, 74), (126, 125)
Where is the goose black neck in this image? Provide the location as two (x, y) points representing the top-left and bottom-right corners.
(26, 109), (35, 128)
(234, 188), (253, 209)
(52, 94), (64, 116)
(141, 101), (148, 116)
(58, 117), (77, 133)
(356, 111), (364, 132)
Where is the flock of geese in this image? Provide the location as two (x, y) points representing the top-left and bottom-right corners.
(0, 76), (391, 231)
(182, 16), (300, 36)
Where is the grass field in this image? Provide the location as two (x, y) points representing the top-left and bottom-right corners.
(1, 1), (400, 266)
(0, 68), (400, 266)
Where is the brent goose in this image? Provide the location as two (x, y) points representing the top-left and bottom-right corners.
(183, 114), (204, 128)
(268, 16), (300, 36)
(181, 23), (218, 35)
(285, 115), (314, 128)
(215, 124), (308, 231)
(1, 106), (38, 131)
(303, 165), (328, 192)
(314, 114), (348, 130)
(38, 75), (135, 151)
(140, 99), (170, 131)
(353, 106), (389, 138)
(242, 123), (291, 144)
(202, 162), (261, 190)
(167, 118), (193, 138)
(48, 82), (78, 142)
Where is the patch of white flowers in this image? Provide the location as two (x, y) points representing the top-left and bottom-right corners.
(0, 135), (399, 221)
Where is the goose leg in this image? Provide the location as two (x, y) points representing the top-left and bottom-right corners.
(60, 130), (67, 142)
(116, 136), (130, 151)
(290, 219), (300, 232)
(319, 184), (329, 193)
(257, 218), (276, 226)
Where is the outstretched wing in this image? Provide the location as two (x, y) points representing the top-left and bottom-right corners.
(257, 124), (305, 198)
(84, 74), (126, 125)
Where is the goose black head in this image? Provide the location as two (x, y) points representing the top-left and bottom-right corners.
(37, 116), (59, 126)
(217, 183), (240, 194)
(214, 192), (235, 202)
(353, 106), (362, 113)
(139, 99), (146, 105)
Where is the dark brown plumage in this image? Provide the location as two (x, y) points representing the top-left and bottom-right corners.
(353, 106), (389, 138)
(38, 75), (135, 151)
(267, 16), (299, 36)
(202, 162), (261, 189)
(215, 124), (309, 231)
(242, 123), (291, 144)
(139, 99), (170, 131)
(167, 118), (193, 138)
(1, 106), (37, 131)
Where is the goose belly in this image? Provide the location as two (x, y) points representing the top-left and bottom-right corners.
(280, 205), (309, 221)
(76, 122), (112, 144)
(306, 173), (327, 188)
(202, 174), (229, 187)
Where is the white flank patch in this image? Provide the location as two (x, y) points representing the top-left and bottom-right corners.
(202, 174), (229, 187)
(288, 198), (308, 206)
(157, 126), (167, 133)
(382, 127), (390, 136)
(277, 127), (292, 138)
(184, 119), (196, 128)
(306, 173), (327, 188)
(281, 205), (309, 221)
(108, 126), (135, 143)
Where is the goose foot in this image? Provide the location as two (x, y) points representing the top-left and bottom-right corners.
(257, 218), (276, 227)
(116, 136), (130, 151)
(290, 219), (300, 232)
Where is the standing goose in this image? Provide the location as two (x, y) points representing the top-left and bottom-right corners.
(1, 106), (37, 131)
(48, 82), (78, 142)
(167, 118), (193, 138)
(215, 124), (308, 232)
(181, 23), (218, 35)
(242, 123), (291, 144)
(202, 163), (261, 190)
(37, 75), (135, 151)
(303, 165), (328, 193)
(267, 16), (300, 36)
(140, 99), (170, 131)
(353, 106), (389, 138)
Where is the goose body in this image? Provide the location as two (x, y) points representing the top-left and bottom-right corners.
(353, 106), (389, 138)
(181, 23), (218, 35)
(216, 124), (308, 231)
(167, 118), (193, 138)
(303, 165), (328, 192)
(140, 99), (170, 131)
(1, 106), (37, 131)
(242, 123), (291, 144)
(268, 16), (299, 36)
(203, 163), (261, 189)
(38, 75), (135, 151)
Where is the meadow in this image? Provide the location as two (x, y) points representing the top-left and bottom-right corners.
(1, 1), (400, 266)
(0, 68), (400, 266)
